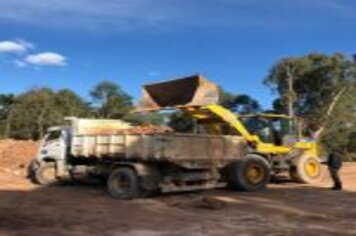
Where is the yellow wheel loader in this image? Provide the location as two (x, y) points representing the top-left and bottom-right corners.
(137, 75), (324, 184)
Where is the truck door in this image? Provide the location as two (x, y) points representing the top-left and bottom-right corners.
(38, 130), (66, 161)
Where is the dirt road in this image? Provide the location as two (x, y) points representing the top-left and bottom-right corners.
(1, 164), (356, 236)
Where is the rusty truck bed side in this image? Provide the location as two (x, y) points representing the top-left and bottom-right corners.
(71, 133), (247, 168)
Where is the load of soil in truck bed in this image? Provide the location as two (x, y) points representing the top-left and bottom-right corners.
(1, 140), (356, 236)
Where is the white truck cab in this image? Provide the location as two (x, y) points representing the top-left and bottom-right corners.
(37, 127), (68, 162)
(31, 126), (70, 184)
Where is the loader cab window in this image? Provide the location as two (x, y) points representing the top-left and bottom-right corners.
(243, 117), (285, 146)
(269, 119), (284, 146)
(243, 118), (271, 143)
(271, 118), (292, 137)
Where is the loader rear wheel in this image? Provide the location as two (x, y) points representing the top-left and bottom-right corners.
(107, 167), (140, 199)
(289, 155), (322, 184)
(226, 155), (271, 192)
(32, 162), (57, 185)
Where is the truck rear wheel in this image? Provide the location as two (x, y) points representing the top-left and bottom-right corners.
(107, 167), (140, 199)
(31, 162), (57, 185)
(290, 155), (322, 184)
(225, 155), (270, 192)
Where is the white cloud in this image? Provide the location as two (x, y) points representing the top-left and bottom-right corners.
(24, 52), (67, 66)
(0, 40), (31, 53)
(0, 39), (65, 68)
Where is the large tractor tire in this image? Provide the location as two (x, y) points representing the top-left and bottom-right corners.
(225, 154), (271, 192)
(289, 155), (323, 184)
(107, 167), (141, 199)
(30, 161), (58, 185)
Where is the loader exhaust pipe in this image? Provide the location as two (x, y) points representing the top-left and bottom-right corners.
(137, 75), (219, 111)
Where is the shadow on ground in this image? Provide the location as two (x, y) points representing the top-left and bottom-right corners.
(1, 174), (356, 236)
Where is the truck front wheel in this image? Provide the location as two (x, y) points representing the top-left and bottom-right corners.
(225, 155), (271, 191)
(107, 167), (140, 199)
(31, 162), (57, 185)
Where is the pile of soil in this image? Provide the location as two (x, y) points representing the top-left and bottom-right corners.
(125, 124), (173, 134)
(0, 139), (38, 176)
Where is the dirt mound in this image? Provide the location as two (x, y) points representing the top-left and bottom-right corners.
(125, 124), (173, 134)
(0, 139), (38, 176)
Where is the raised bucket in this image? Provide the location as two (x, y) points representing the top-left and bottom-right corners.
(136, 75), (219, 111)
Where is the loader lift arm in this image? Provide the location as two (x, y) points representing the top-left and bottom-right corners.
(183, 104), (291, 154)
(137, 75), (293, 154)
(183, 104), (258, 142)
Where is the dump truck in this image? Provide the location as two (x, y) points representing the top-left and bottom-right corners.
(29, 75), (323, 199)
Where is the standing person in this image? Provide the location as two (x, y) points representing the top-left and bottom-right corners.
(325, 151), (343, 190)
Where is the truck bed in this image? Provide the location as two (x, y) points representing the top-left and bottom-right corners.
(71, 133), (247, 168)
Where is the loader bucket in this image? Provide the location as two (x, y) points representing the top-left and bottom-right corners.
(137, 75), (219, 111)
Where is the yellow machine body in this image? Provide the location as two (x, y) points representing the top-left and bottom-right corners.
(137, 75), (320, 157)
(184, 104), (319, 157)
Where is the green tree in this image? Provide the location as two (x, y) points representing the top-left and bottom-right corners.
(264, 53), (355, 123)
(9, 88), (58, 139)
(168, 111), (195, 132)
(264, 53), (356, 155)
(7, 88), (91, 140)
(55, 89), (91, 118)
(219, 89), (261, 114)
(320, 84), (356, 156)
(90, 81), (133, 119)
(0, 94), (15, 138)
(270, 98), (287, 114)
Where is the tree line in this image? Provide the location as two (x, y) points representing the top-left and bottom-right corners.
(0, 81), (261, 140)
(0, 81), (165, 140)
(0, 52), (355, 158)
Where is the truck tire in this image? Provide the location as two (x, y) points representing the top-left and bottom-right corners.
(31, 162), (57, 185)
(289, 155), (322, 184)
(225, 155), (271, 191)
(107, 167), (140, 199)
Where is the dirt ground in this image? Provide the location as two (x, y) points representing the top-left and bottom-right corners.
(0, 140), (38, 176)
(1, 141), (356, 236)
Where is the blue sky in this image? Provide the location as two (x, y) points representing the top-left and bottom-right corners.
(0, 0), (355, 108)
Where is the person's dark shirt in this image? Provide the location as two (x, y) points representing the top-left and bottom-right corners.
(327, 152), (343, 169)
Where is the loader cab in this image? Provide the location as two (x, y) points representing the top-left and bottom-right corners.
(241, 114), (294, 146)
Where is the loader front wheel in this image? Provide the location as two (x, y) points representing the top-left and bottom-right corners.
(226, 155), (271, 192)
(107, 167), (140, 199)
(290, 155), (322, 184)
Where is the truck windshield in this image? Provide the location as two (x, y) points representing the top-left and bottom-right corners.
(46, 131), (61, 141)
